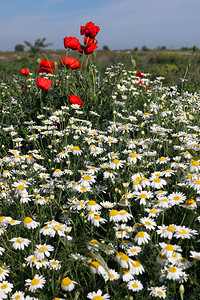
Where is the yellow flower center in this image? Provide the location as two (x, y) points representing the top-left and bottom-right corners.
(132, 260), (141, 267)
(169, 267), (177, 273)
(186, 199), (195, 205)
(109, 210), (119, 216)
(192, 161), (199, 167)
(93, 215), (101, 220)
(149, 209), (157, 213)
(113, 159), (120, 164)
(173, 196), (181, 201)
(61, 277), (71, 287)
(154, 178), (161, 183)
(1, 284), (7, 289)
(167, 225), (176, 232)
(88, 200), (96, 206)
(132, 283), (139, 288)
(130, 153), (138, 158)
(31, 279), (39, 286)
(159, 157), (166, 161)
(16, 238), (24, 243)
(80, 187), (87, 191)
(120, 254), (129, 261)
(90, 261), (100, 269)
(139, 193), (147, 198)
(83, 175), (91, 181)
(38, 246), (47, 253)
(179, 229), (187, 235)
(17, 185), (24, 190)
(131, 248), (137, 253)
(137, 232), (145, 238)
(24, 217), (33, 224)
(165, 245), (175, 251)
(145, 221), (151, 226)
(73, 146), (80, 151)
(93, 296), (103, 300)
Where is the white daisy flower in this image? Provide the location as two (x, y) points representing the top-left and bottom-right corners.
(0, 267), (9, 281)
(127, 279), (143, 292)
(48, 259), (61, 270)
(23, 217), (39, 229)
(109, 210), (122, 222)
(159, 242), (182, 258)
(148, 285), (167, 299)
(79, 174), (96, 187)
(89, 261), (106, 275)
(130, 260), (145, 275)
(134, 231), (150, 245)
(9, 237), (31, 250)
(109, 159), (124, 170)
(121, 268), (134, 282)
(90, 214), (107, 227)
(87, 289), (110, 300)
(102, 269), (120, 281)
(52, 169), (63, 177)
(157, 224), (177, 239)
(11, 291), (25, 300)
(0, 281), (14, 294)
(127, 245), (142, 257)
(116, 252), (133, 269)
(140, 217), (157, 230)
(34, 244), (54, 259)
(25, 274), (46, 292)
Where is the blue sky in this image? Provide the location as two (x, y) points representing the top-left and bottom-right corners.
(0, 0), (200, 51)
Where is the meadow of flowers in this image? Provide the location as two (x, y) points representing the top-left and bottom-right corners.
(0, 22), (200, 300)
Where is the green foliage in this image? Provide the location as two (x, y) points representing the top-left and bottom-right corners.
(15, 44), (25, 52)
(141, 45), (150, 51)
(24, 37), (53, 54)
(102, 45), (110, 50)
(1, 55), (200, 299)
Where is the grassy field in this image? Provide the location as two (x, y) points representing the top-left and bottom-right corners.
(0, 47), (200, 299)
(1, 48), (200, 89)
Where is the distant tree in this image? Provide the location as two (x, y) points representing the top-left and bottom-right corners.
(141, 45), (150, 51)
(24, 38), (53, 54)
(15, 44), (25, 52)
(156, 46), (167, 51)
(102, 45), (110, 50)
(133, 47), (138, 51)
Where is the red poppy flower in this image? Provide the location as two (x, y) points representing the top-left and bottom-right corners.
(3, 74), (7, 77)
(63, 36), (81, 50)
(21, 68), (30, 75)
(84, 36), (98, 46)
(36, 77), (52, 92)
(38, 59), (54, 74)
(78, 40), (98, 55)
(135, 72), (145, 79)
(60, 57), (81, 70)
(80, 21), (100, 39)
(69, 95), (83, 107)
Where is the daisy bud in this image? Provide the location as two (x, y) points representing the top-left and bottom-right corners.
(22, 263), (26, 268)
(179, 284), (184, 300)
(36, 58), (41, 65)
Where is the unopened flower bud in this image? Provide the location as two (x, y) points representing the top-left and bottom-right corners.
(179, 284), (184, 295)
